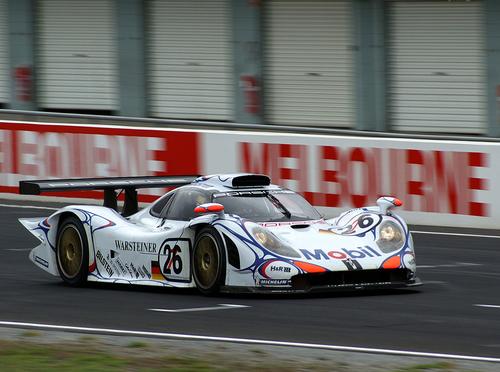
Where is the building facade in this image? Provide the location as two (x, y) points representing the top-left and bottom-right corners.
(2, 0), (500, 136)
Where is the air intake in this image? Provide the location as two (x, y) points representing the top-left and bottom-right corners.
(231, 174), (270, 188)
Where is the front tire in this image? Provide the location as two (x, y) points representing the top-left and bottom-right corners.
(192, 226), (226, 295)
(56, 216), (89, 286)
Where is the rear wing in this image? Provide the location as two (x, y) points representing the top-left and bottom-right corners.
(19, 175), (198, 216)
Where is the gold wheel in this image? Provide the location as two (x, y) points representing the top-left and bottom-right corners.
(194, 234), (220, 290)
(57, 225), (83, 279)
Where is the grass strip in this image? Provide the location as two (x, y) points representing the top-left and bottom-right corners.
(0, 339), (469, 372)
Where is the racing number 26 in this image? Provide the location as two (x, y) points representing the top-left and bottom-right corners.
(161, 244), (183, 275)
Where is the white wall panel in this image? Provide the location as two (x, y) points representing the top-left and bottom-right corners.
(149, 0), (233, 120)
(37, 0), (118, 110)
(387, 1), (487, 134)
(264, 0), (355, 127)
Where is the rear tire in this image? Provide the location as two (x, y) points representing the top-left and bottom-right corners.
(56, 216), (89, 286)
(192, 226), (226, 295)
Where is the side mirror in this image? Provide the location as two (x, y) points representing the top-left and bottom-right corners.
(377, 197), (402, 215)
(194, 203), (225, 215)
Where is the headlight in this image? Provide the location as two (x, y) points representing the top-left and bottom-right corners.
(376, 221), (405, 253)
(251, 226), (300, 258)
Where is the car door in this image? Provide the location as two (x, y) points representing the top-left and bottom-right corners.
(106, 187), (212, 285)
(153, 187), (213, 283)
(90, 190), (183, 283)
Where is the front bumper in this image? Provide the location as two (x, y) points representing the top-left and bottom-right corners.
(222, 268), (422, 294)
(292, 268), (419, 291)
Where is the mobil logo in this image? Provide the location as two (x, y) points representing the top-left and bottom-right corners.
(300, 246), (381, 261)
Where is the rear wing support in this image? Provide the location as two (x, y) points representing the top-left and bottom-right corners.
(19, 175), (199, 217)
(102, 188), (139, 217)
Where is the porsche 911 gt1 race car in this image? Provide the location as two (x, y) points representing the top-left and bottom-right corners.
(19, 174), (421, 294)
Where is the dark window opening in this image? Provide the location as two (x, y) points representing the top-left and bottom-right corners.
(41, 108), (115, 116)
(164, 187), (212, 221)
(150, 192), (175, 217)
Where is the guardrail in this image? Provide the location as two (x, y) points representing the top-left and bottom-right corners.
(1, 109), (499, 142)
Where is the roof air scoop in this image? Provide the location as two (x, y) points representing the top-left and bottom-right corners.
(193, 174), (271, 188)
(231, 174), (271, 188)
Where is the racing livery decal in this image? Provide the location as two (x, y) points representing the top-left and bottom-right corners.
(158, 239), (191, 282)
(151, 261), (164, 281)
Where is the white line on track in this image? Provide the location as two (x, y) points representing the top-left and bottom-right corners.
(149, 304), (250, 313)
(0, 203), (58, 211)
(0, 321), (499, 363)
(5, 248), (31, 252)
(412, 230), (500, 239)
(475, 304), (500, 309)
(417, 263), (482, 269)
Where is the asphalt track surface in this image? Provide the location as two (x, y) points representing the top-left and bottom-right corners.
(1, 200), (500, 360)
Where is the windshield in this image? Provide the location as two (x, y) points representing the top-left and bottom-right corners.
(213, 190), (322, 222)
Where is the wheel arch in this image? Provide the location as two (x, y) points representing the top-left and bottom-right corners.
(47, 209), (95, 277)
(191, 222), (240, 271)
(53, 213), (91, 286)
(191, 223), (228, 293)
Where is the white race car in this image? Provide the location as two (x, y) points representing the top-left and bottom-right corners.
(19, 174), (421, 294)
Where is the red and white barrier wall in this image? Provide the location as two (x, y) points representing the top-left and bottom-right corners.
(0, 121), (496, 228)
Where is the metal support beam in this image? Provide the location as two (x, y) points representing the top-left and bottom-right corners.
(485, 0), (500, 137)
(353, 0), (386, 132)
(231, 0), (264, 124)
(116, 0), (147, 117)
(7, 0), (36, 110)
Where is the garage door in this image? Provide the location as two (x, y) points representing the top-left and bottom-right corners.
(148, 0), (233, 121)
(0, 0), (8, 106)
(37, 0), (118, 111)
(387, 1), (487, 134)
(264, 0), (355, 127)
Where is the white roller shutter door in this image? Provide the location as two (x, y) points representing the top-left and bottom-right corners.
(264, 0), (355, 127)
(149, 0), (233, 121)
(0, 0), (9, 105)
(387, 1), (487, 134)
(37, 0), (118, 111)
